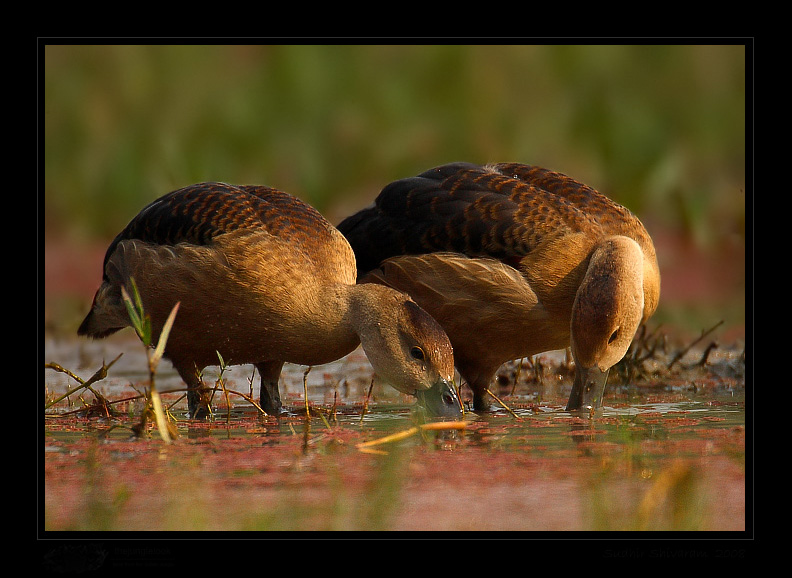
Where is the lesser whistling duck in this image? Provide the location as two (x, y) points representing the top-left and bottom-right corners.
(337, 162), (660, 412)
(78, 182), (462, 418)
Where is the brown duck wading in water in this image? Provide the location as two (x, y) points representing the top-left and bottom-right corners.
(78, 182), (462, 419)
(337, 162), (660, 412)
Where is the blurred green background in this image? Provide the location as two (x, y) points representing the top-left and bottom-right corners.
(43, 44), (747, 337)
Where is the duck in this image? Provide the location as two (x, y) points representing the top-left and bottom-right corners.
(78, 182), (462, 419)
(337, 162), (660, 412)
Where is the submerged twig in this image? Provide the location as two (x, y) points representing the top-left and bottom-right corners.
(215, 351), (231, 425)
(51, 383), (268, 419)
(532, 356), (545, 383)
(358, 427), (420, 447)
(667, 320), (724, 370)
(303, 366), (312, 418)
(510, 358), (525, 396)
(248, 367), (256, 400)
(696, 341), (719, 367)
(216, 388), (267, 416)
(486, 388), (521, 419)
(356, 421), (468, 450)
(45, 353), (123, 410)
(359, 377), (375, 424)
(635, 324), (665, 362)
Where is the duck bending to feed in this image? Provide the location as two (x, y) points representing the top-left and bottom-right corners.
(78, 182), (461, 419)
(337, 162), (660, 412)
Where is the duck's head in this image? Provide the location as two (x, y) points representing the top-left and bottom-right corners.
(352, 285), (462, 418)
(567, 236), (647, 411)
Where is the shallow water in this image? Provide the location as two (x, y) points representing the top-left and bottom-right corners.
(42, 334), (747, 534)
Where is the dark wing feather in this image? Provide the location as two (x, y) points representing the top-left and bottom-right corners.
(102, 182), (335, 280)
(337, 162), (631, 274)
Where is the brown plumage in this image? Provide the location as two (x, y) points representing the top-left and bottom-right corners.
(337, 162), (660, 411)
(78, 182), (461, 418)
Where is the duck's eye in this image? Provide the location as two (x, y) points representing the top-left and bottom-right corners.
(410, 346), (425, 361)
(608, 329), (619, 345)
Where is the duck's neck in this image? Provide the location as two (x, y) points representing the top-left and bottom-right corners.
(342, 282), (400, 336)
(571, 235), (645, 368)
(294, 282), (403, 360)
(279, 283), (366, 366)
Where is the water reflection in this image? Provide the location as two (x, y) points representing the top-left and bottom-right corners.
(43, 338), (747, 532)
(45, 334), (745, 462)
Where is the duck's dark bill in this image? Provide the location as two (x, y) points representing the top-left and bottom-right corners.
(566, 366), (609, 412)
(416, 378), (463, 418)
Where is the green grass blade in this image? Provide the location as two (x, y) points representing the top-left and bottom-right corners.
(150, 389), (173, 444)
(120, 286), (143, 338)
(151, 302), (180, 370)
(121, 279), (152, 345)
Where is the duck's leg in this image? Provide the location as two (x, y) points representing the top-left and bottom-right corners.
(457, 363), (495, 412)
(176, 365), (212, 419)
(472, 387), (491, 412)
(255, 361), (285, 416)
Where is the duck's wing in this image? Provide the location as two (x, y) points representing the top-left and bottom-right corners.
(102, 182), (346, 281)
(362, 252), (570, 376)
(338, 162), (639, 275)
(364, 251), (539, 321)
